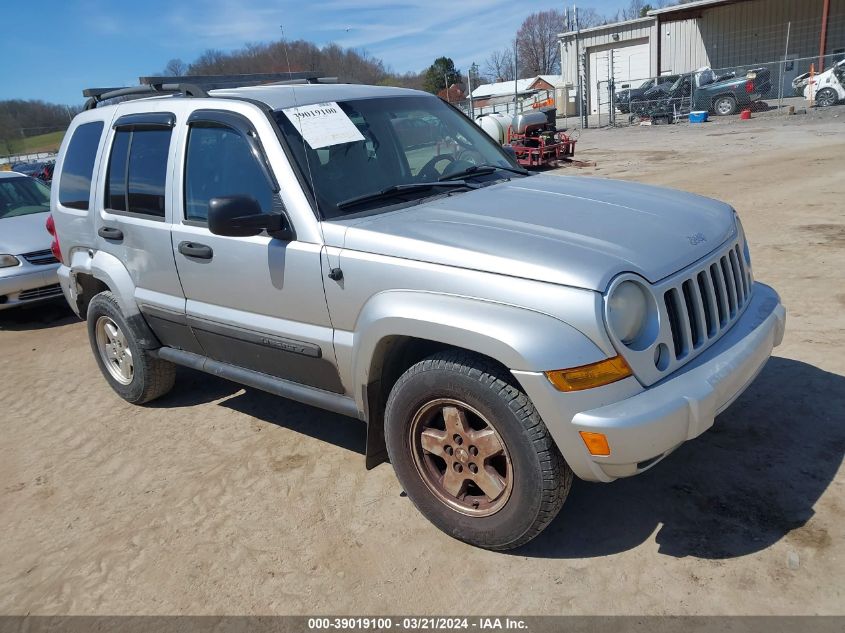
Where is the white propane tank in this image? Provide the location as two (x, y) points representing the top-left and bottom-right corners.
(475, 113), (513, 145)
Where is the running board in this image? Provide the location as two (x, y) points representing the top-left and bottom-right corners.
(155, 347), (360, 419)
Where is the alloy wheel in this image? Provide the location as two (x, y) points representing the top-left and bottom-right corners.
(95, 316), (134, 385)
(409, 398), (513, 517)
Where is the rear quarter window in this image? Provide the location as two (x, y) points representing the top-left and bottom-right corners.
(58, 121), (104, 210)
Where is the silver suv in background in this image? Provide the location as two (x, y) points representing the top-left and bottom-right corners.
(50, 75), (785, 550)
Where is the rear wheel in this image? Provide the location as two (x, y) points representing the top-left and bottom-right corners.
(713, 95), (738, 116)
(87, 291), (175, 404)
(384, 351), (572, 550)
(816, 88), (838, 108)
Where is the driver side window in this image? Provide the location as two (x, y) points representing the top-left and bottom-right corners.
(184, 124), (273, 222)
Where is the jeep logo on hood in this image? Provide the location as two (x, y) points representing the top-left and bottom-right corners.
(687, 232), (707, 246)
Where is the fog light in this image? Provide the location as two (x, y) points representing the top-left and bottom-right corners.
(580, 431), (610, 456)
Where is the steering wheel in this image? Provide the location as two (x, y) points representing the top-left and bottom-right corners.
(418, 154), (458, 180)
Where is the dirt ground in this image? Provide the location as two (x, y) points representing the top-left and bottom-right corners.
(1, 108), (844, 616)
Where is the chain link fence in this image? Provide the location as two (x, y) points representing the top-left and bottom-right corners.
(593, 51), (843, 127)
(584, 12), (845, 128)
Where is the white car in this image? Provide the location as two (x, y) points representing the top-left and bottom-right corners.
(795, 58), (845, 107)
(0, 171), (62, 309)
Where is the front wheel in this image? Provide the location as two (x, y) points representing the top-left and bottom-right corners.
(87, 291), (175, 404)
(713, 95), (738, 116)
(816, 88), (838, 108)
(384, 351), (572, 550)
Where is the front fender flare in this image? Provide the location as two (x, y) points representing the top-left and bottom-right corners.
(353, 290), (607, 400)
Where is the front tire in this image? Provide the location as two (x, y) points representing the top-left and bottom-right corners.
(713, 95), (738, 116)
(384, 351), (572, 550)
(87, 291), (175, 404)
(816, 88), (838, 108)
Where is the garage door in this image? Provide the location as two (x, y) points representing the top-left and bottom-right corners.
(589, 41), (650, 114)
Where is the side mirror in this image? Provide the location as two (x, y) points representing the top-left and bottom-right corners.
(208, 195), (294, 241)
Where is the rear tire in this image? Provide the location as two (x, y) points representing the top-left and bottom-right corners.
(87, 291), (175, 404)
(816, 88), (838, 108)
(713, 95), (738, 116)
(384, 350), (572, 550)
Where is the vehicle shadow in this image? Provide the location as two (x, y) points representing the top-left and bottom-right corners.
(220, 387), (367, 456)
(0, 300), (77, 331)
(517, 356), (844, 559)
(150, 367), (366, 455)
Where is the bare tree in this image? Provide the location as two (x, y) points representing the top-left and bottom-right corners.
(162, 58), (187, 76)
(484, 48), (515, 82)
(516, 10), (566, 76)
(575, 7), (608, 29)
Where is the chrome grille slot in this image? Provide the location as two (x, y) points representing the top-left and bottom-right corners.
(697, 271), (716, 337)
(21, 249), (59, 265)
(710, 263), (728, 326)
(661, 239), (752, 364)
(664, 289), (686, 359)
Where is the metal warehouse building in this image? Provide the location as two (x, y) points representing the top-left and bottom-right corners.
(559, 0), (845, 114)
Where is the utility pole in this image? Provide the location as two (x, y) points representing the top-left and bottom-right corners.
(468, 62), (477, 119)
(575, 5), (588, 128)
(444, 72), (450, 102)
(819, 0), (831, 71)
(513, 40), (519, 115)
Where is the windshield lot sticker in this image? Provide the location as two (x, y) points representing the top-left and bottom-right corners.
(281, 102), (365, 149)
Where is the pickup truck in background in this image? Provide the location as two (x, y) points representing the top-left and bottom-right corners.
(635, 67), (771, 118)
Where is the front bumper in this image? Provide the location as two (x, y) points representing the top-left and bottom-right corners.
(515, 282), (785, 482)
(0, 264), (61, 310)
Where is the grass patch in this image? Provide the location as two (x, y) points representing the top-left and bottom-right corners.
(3, 130), (66, 156)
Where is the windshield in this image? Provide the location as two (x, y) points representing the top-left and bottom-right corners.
(0, 176), (50, 218)
(273, 95), (523, 218)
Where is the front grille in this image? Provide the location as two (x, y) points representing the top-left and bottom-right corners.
(21, 249), (58, 265)
(663, 243), (751, 361)
(19, 283), (63, 301)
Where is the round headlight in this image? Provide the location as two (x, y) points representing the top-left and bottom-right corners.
(607, 280), (648, 345)
(0, 254), (21, 268)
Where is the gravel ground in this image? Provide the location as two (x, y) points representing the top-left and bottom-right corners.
(1, 108), (843, 616)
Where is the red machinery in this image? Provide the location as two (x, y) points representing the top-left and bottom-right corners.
(507, 110), (576, 168)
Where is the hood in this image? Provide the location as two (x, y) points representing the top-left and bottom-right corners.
(0, 212), (52, 256)
(340, 174), (736, 291)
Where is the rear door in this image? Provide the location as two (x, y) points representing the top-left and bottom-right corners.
(96, 111), (200, 352)
(169, 108), (342, 393)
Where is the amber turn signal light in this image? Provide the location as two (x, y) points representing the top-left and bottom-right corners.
(579, 431), (611, 456)
(544, 356), (632, 392)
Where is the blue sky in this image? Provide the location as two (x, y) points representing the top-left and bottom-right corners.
(1, 0), (628, 105)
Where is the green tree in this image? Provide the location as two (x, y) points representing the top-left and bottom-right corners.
(422, 57), (461, 94)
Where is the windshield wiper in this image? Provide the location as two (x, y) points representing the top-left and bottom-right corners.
(337, 181), (477, 210)
(439, 163), (530, 181)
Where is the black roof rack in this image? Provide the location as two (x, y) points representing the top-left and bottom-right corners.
(82, 72), (336, 110)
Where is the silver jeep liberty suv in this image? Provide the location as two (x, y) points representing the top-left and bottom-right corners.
(50, 74), (785, 550)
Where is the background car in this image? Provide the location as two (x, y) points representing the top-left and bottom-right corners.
(10, 160), (55, 184)
(0, 172), (62, 310)
(799, 58), (845, 107)
(616, 75), (680, 114)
